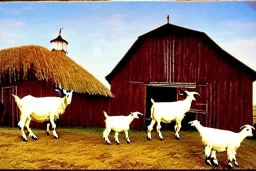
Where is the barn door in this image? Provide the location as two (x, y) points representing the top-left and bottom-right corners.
(1, 86), (18, 127)
(194, 83), (212, 127)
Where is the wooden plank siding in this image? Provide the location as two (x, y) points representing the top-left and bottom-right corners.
(109, 81), (146, 130)
(0, 80), (111, 129)
(108, 24), (255, 131)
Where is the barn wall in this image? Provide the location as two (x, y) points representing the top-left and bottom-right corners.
(110, 31), (254, 131)
(110, 81), (146, 130)
(61, 94), (110, 128)
(0, 79), (111, 129)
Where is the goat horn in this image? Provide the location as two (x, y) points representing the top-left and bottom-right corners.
(188, 121), (193, 125)
(55, 88), (61, 93)
(192, 92), (200, 96)
(134, 112), (143, 115)
(240, 125), (255, 130)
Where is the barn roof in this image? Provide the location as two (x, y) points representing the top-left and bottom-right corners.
(106, 23), (256, 83)
(0, 45), (113, 97)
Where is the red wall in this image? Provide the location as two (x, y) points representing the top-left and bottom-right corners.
(0, 80), (111, 129)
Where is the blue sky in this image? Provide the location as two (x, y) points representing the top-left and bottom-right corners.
(0, 1), (256, 104)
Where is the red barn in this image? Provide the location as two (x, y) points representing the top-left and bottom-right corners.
(106, 22), (256, 132)
(0, 31), (113, 128)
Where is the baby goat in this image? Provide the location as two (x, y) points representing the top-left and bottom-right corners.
(103, 111), (143, 145)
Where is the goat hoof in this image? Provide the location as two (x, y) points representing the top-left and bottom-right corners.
(54, 136), (59, 139)
(147, 136), (151, 140)
(228, 161), (233, 169)
(32, 136), (38, 140)
(228, 165), (233, 169)
(46, 132), (50, 136)
(115, 141), (120, 145)
(210, 158), (219, 167)
(106, 142), (111, 145)
(213, 163), (219, 167)
(175, 136), (180, 140)
(160, 138), (164, 141)
(205, 161), (212, 166)
(22, 137), (28, 142)
(127, 141), (131, 144)
(205, 158), (212, 166)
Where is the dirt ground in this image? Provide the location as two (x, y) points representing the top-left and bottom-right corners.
(0, 126), (256, 170)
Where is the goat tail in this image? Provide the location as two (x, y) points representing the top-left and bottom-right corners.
(150, 105), (155, 119)
(150, 98), (155, 119)
(150, 98), (155, 104)
(12, 94), (22, 109)
(103, 111), (108, 118)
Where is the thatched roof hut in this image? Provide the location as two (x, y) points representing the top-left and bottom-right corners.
(0, 44), (113, 128)
(0, 44), (113, 97)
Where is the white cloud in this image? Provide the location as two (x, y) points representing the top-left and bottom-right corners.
(218, 36), (256, 105)
(16, 21), (25, 27)
(85, 33), (101, 39)
(101, 14), (125, 27)
(0, 18), (29, 47)
(218, 21), (256, 38)
(0, 4), (33, 15)
(0, 19), (25, 28)
(219, 36), (256, 71)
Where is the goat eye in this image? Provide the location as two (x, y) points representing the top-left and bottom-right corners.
(246, 128), (249, 131)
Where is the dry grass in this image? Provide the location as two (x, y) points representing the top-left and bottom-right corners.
(0, 127), (256, 170)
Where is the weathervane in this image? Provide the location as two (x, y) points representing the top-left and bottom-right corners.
(167, 15), (169, 24)
(59, 27), (63, 35)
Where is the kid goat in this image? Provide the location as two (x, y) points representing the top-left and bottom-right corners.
(12, 89), (73, 142)
(103, 111), (143, 145)
(147, 90), (200, 140)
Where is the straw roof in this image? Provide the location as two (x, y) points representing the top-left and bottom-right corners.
(0, 45), (113, 97)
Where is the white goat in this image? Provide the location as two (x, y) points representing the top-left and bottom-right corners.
(103, 111), (143, 145)
(147, 90), (200, 140)
(12, 89), (73, 142)
(189, 120), (255, 168)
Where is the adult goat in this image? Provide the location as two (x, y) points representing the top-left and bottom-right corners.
(12, 89), (73, 142)
(147, 90), (199, 140)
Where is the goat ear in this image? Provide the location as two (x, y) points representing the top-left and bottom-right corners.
(63, 89), (67, 95)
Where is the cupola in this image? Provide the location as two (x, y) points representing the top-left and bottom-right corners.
(50, 28), (68, 54)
